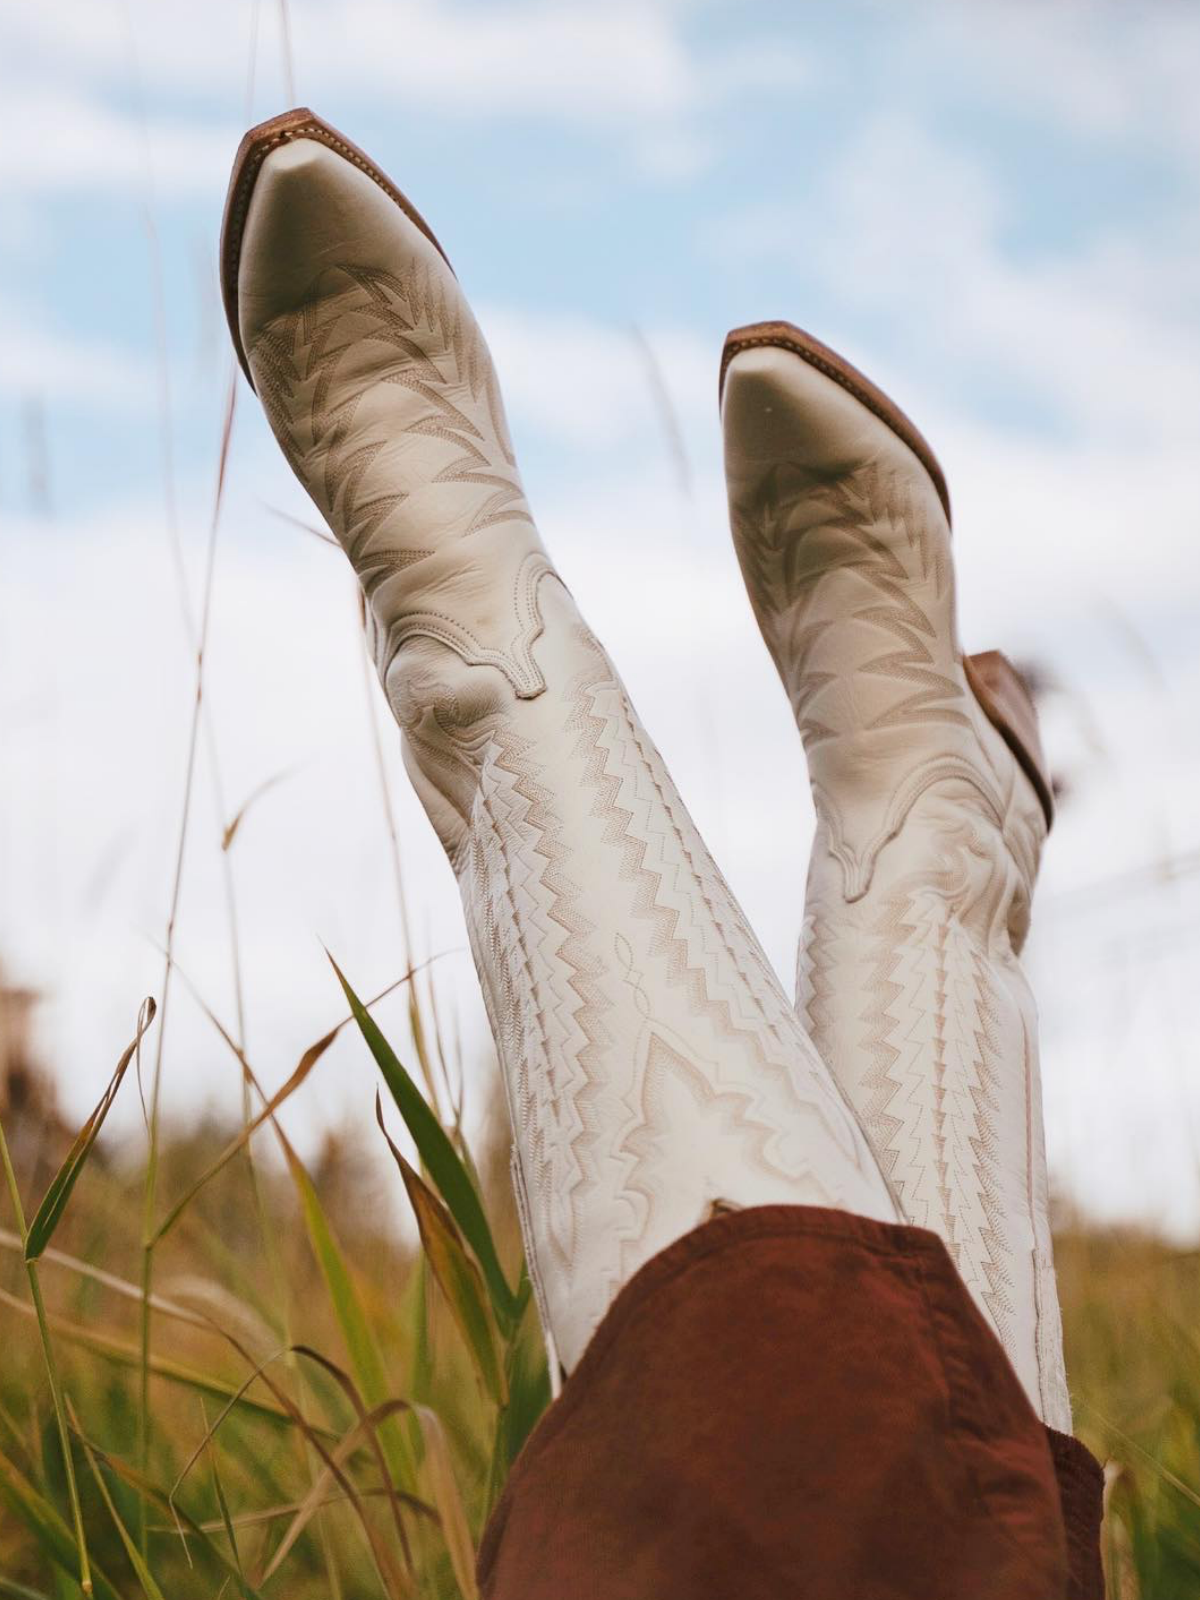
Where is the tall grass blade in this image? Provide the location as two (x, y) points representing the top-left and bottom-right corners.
(329, 955), (517, 1326)
(151, 1024), (337, 1243)
(205, 1422), (242, 1578)
(221, 768), (294, 852)
(1, 1229), (216, 1331)
(25, 999), (156, 1262)
(72, 1432), (266, 1600)
(150, 1484), (424, 1537)
(290, 1346), (417, 1570)
(0, 1445), (121, 1600)
(499, 1285), (550, 1471)
(170, 1349), (330, 1515)
(0, 1116), (95, 1594)
(280, 1135), (391, 1415)
(483, 1280), (551, 1519)
(275, 1127), (418, 1493)
(414, 1406), (479, 1600)
(80, 1431), (170, 1600)
(263, 501), (339, 545)
(259, 1390), (434, 1584)
(376, 1095), (506, 1407)
(222, 1342), (414, 1600)
(0, 1282), (326, 1436)
(0, 1580), (54, 1600)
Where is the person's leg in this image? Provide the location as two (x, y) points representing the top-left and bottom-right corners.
(721, 325), (1071, 1432)
(223, 114), (899, 1374)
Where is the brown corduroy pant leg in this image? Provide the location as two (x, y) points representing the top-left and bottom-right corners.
(479, 1207), (1104, 1600)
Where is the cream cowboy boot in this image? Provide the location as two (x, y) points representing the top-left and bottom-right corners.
(222, 114), (899, 1373)
(721, 323), (1071, 1431)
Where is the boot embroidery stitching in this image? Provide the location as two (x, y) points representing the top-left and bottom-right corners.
(615, 1031), (797, 1278)
(247, 260), (545, 694)
(595, 669), (876, 1176)
(381, 553), (557, 700)
(812, 754), (1006, 902)
(407, 618), (898, 1357)
(482, 729), (613, 1280)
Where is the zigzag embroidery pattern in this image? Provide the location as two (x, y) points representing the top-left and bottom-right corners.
(571, 641), (876, 1186)
(426, 620), (888, 1307)
(477, 699), (615, 1279)
(803, 834), (1020, 1355)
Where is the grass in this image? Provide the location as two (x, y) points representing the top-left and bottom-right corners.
(0, 967), (548, 1599)
(1054, 1219), (1200, 1591)
(2, 971), (1200, 1597)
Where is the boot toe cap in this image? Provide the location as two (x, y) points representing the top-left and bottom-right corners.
(236, 135), (443, 355)
(723, 343), (885, 476)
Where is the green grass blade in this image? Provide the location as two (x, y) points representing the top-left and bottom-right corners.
(151, 1025), (337, 1245)
(205, 1415), (242, 1578)
(414, 1406), (479, 1600)
(0, 1580), (55, 1600)
(376, 1096), (506, 1408)
(328, 955), (517, 1325)
(24, 1000), (155, 1263)
(484, 1280), (551, 1518)
(279, 1137), (391, 1410)
(0, 1282), (326, 1437)
(275, 1127), (417, 1491)
(79, 1433), (169, 1600)
(0, 1118), (95, 1597)
(500, 1289), (551, 1470)
(73, 1435), (267, 1600)
(0, 1445), (121, 1600)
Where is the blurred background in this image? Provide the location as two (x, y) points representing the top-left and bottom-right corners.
(2, 0), (1199, 1236)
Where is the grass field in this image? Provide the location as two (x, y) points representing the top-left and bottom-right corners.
(2, 975), (1199, 1599)
(0, 975), (548, 1600)
(3, 5), (1196, 1593)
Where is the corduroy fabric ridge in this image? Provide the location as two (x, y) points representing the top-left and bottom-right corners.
(1045, 1427), (1106, 1599)
(479, 1205), (1103, 1599)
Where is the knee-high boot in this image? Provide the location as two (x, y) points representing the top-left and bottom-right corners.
(223, 115), (899, 1374)
(722, 322), (1070, 1430)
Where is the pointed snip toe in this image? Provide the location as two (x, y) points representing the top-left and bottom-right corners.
(219, 106), (453, 389)
(220, 106), (554, 699)
(720, 319), (950, 523)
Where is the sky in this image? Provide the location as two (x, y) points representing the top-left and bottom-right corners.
(2, 0), (1199, 1236)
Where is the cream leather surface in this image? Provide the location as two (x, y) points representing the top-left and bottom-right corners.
(723, 344), (1071, 1429)
(237, 137), (900, 1372)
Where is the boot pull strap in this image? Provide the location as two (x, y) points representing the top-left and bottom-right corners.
(964, 650), (1055, 831)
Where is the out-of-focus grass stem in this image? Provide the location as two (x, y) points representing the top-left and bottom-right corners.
(0, 1115), (92, 1594)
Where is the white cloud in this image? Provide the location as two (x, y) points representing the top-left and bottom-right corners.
(909, 1), (1200, 160)
(711, 112), (1200, 446)
(311, 1), (700, 121)
(0, 85), (237, 197)
(0, 294), (152, 405)
(479, 304), (712, 449)
(3, 0), (697, 118)
(0, 0), (813, 203)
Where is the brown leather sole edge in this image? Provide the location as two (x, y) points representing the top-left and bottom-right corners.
(219, 106), (455, 391)
(719, 319), (952, 525)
